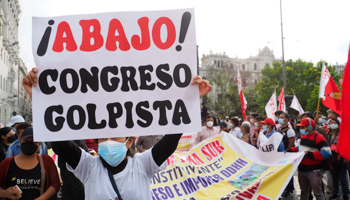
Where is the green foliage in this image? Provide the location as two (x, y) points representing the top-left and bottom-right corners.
(245, 59), (341, 117)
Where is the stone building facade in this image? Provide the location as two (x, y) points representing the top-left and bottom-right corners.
(0, 0), (32, 125)
(200, 46), (276, 87)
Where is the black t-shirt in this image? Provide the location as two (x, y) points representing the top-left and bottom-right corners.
(0, 142), (9, 163)
(201, 106), (208, 118)
(6, 158), (41, 200)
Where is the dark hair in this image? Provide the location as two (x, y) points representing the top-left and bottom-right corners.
(313, 111), (322, 118)
(255, 116), (264, 122)
(205, 115), (214, 120)
(280, 113), (290, 120)
(301, 111), (313, 119)
(230, 117), (239, 127)
(329, 118), (340, 126)
(126, 137), (135, 158)
(0, 127), (12, 138)
(250, 113), (259, 119)
(17, 122), (32, 131)
(275, 110), (284, 116)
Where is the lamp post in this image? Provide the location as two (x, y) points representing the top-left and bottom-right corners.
(280, 0), (286, 96)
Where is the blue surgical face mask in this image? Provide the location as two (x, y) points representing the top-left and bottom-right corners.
(300, 129), (307, 135)
(220, 120), (223, 123)
(275, 117), (279, 121)
(278, 118), (285, 125)
(262, 125), (268, 131)
(98, 139), (129, 167)
(228, 123), (233, 129)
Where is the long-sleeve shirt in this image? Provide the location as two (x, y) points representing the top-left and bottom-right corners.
(195, 126), (220, 144)
(288, 131), (331, 171)
(136, 135), (163, 152)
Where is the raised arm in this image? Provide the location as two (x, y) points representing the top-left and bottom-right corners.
(51, 141), (82, 169)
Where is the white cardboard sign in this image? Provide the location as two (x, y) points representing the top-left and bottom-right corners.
(32, 8), (200, 141)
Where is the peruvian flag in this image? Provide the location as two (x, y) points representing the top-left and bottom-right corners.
(337, 46), (350, 160)
(265, 90), (277, 118)
(237, 67), (247, 121)
(277, 87), (286, 112)
(318, 63), (341, 115)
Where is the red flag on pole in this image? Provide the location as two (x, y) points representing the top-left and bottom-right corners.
(337, 45), (350, 160)
(318, 63), (341, 115)
(237, 67), (247, 121)
(277, 87), (286, 112)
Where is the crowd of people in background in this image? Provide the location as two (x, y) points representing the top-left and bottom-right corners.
(200, 105), (348, 200)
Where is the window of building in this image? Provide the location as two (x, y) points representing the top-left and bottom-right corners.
(242, 64), (246, 70)
(214, 60), (216, 65)
(254, 63), (257, 70)
(0, 75), (2, 89)
(221, 61), (223, 67)
(230, 63), (233, 67)
(255, 79), (257, 84)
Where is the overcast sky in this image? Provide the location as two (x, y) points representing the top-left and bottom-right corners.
(18, 0), (350, 70)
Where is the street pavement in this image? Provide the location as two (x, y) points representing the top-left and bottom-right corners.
(282, 171), (341, 200)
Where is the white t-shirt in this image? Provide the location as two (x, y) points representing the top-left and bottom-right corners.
(229, 127), (243, 139)
(67, 148), (166, 200)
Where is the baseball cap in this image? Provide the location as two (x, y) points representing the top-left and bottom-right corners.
(225, 116), (229, 119)
(21, 127), (33, 138)
(6, 115), (25, 127)
(296, 118), (315, 127)
(260, 118), (275, 126)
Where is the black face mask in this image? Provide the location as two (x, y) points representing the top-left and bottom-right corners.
(21, 141), (38, 156)
(7, 135), (15, 143)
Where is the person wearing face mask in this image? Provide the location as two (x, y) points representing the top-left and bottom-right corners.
(240, 121), (251, 144)
(23, 68), (212, 200)
(6, 123), (48, 158)
(258, 118), (284, 152)
(6, 115), (25, 139)
(274, 110), (284, 130)
(313, 111), (324, 127)
(0, 127), (60, 200)
(195, 115), (220, 144)
(228, 117), (242, 139)
(327, 119), (349, 200)
(286, 118), (331, 200)
(0, 127), (15, 164)
(277, 113), (295, 198)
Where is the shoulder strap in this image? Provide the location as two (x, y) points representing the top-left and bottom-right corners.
(38, 154), (45, 195)
(107, 167), (123, 200)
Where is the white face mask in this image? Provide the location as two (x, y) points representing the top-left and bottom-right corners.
(254, 122), (258, 127)
(206, 121), (214, 128)
(318, 118), (323, 124)
(250, 119), (254, 124)
(329, 124), (339, 130)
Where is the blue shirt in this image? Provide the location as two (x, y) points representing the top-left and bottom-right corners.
(6, 139), (48, 158)
(266, 129), (285, 152)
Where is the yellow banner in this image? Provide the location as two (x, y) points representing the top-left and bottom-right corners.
(151, 133), (303, 200)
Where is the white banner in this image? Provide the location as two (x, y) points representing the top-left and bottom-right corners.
(265, 90), (277, 119)
(257, 131), (283, 153)
(32, 9), (200, 141)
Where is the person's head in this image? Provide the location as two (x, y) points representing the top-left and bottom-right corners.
(229, 117), (239, 129)
(225, 116), (229, 121)
(328, 110), (339, 120)
(279, 113), (290, 126)
(301, 111), (313, 120)
(328, 118), (340, 132)
(6, 115), (25, 129)
(205, 115), (214, 128)
(19, 127), (41, 156)
(296, 118), (315, 135)
(98, 136), (136, 167)
(275, 110), (284, 121)
(202, 102), (206, 107)
(297, 114), (302, 123)
(16, 123), (32, 138)
(255, 116), (264, 127)
(250, 113), (259, 124)
(240, 121), (251, 134)
(0, 127), (15, 144)
(261, 118), (275, 132)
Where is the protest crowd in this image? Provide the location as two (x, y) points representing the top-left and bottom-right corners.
(0, 8), (348, 200)
(0, 66), (346, 200)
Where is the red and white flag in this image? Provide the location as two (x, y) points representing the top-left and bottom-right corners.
(290, 95), (304, 114)
(265, 90), (277, 118)
(277, 87), (286, 112)
(337, 45), (349, 160)
(318, 63), (341, 115)
(237, 67), (247, 121)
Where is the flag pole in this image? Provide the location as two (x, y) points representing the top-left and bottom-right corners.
(316, 97), (321, 119)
